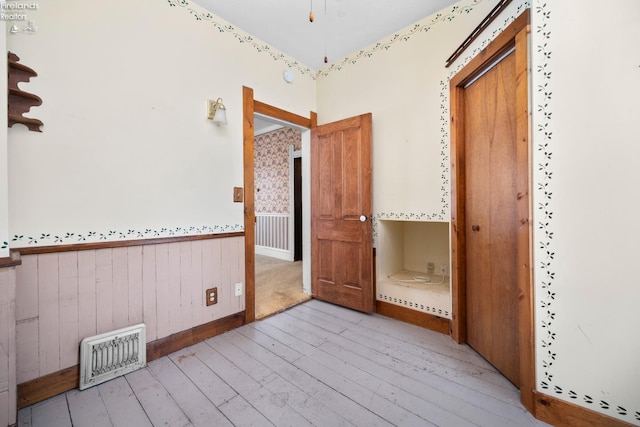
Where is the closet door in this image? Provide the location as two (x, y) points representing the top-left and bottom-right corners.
(464, 50), (520, 386)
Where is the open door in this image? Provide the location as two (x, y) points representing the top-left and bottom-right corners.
(311, 113), (374, 313)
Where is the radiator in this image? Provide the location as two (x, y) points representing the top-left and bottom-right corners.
(79, 323), (146, 390)
(255, 213), (289, 251)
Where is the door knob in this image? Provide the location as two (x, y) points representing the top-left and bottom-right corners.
(360, 215), (367, 222)
(471, 224), (480, 232)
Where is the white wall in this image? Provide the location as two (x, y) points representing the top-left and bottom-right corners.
(532, 1), (640, 424)
(6, 0), (316, 248)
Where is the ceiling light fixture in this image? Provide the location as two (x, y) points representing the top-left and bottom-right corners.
(207, 98), (227, 125)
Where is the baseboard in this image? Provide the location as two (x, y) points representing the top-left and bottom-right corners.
(17, 365), (79, 409)
(533, 391), (637, 427)
(17, 311), (245, 409)
(255, 245), (292, 261)
(146, 312), (244, 361)
(375, 300), (451, 335)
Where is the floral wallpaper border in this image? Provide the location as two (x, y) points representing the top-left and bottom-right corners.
(317, 0), (486, 78)
(4, 223), (244, 248)
(378, 292), (451, 319)
(167, 0), (488, 80)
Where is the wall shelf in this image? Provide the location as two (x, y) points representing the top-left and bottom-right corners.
(8, 52), (43, 132)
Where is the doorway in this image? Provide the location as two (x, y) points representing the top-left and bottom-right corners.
(449, 11), (534, 410)
(242, 86), (317, 323)
(253, 122), (308, 319)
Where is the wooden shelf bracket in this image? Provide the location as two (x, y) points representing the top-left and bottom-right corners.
(8, 51), (43, 132)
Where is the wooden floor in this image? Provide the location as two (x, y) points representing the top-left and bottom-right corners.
(18, 300), (549, 427)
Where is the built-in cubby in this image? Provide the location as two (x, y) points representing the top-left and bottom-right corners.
(377, 220), (451, 319)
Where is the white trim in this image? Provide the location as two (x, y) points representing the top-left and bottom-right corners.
(254, 123), (284, 136)
(255, 245), (291, 261)
(255, 112), (308, 132)
(301, 130), (311, 295)
(288, 144), (295, 264)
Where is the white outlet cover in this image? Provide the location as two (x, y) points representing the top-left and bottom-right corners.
(234, 282), (243, 297)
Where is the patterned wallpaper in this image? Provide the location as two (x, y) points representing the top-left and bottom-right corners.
(254, 128), (302, 214)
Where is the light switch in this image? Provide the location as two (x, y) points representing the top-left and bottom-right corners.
(233, 187), (244, 203)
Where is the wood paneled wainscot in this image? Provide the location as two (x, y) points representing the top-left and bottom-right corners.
(14, 234), (246, 407)
(0, 265), (18, 427)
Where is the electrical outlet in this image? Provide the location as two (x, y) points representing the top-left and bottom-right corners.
(205, 287), (217, 306)
(440, 264), (448, 277)
(234, 282), (243, 297)
(427, 262), (435, 275)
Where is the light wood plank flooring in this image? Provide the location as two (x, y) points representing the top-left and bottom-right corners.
(18, 300), (549, 427)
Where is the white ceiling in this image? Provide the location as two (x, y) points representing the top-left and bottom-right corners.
(191, 0), (460, 71)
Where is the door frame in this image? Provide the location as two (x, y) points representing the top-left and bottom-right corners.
(242, 86), (317, 323)
(449, 11), (534, 411)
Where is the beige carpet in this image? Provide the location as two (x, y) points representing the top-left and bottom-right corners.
(255, 254), (310, 319)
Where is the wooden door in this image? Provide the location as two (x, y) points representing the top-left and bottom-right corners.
(311, 114), (373, 313)
(464, 51), (520, 386)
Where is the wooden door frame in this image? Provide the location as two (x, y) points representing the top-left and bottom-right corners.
(242, 86), (317, 323)
(449, 10), (534, 411)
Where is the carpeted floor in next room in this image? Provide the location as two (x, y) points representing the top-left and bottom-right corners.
(255, 254), (310, 319)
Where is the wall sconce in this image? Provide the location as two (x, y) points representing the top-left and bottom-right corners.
(207, 98), (227, 125)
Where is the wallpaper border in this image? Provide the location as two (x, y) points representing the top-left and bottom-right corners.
(4, 224), (244, 249)
(167, 0), (488, 80)
(378, 293), (452, 319)
(317, 0), (486, 78)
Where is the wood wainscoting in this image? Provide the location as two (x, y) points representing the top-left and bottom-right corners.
(13, 233), (246, 408)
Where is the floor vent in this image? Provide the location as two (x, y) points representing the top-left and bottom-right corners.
(79, 323), (146, 390)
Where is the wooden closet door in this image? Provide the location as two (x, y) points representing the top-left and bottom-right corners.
(464, 50), (520, 386)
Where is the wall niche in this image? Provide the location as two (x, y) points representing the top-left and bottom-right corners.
(377, 220), (451, 318)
